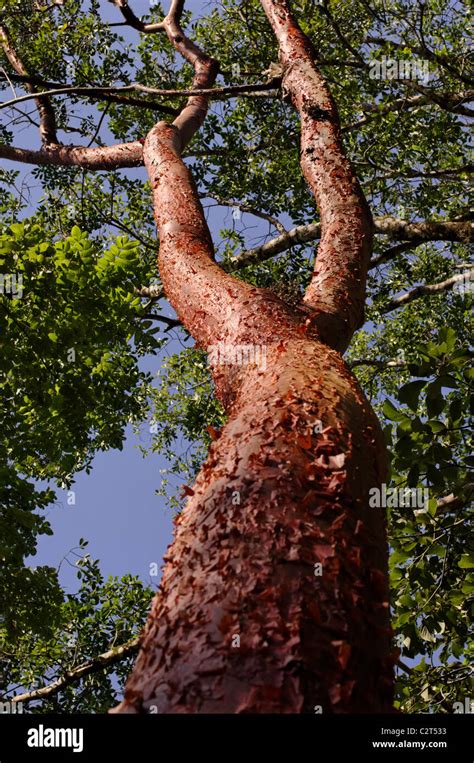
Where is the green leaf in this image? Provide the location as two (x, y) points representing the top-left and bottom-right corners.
(436, 374), (458, 390)
(398, 380), (426, 411)
(449, 398), (463, 422)
(437, 327), (456, 353)
(426, 383), (445, 418)
(427, 419), (446, 433)
(383, 399), (407, 422)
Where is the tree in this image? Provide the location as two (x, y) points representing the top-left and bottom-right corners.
(0, 0), (471, 713)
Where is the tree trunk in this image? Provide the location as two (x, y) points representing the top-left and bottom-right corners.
(110, 0), (394, 714)
(117, 335), (393, 713)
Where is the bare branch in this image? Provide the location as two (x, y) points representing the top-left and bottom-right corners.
(437, 485), (474, 514)
(397, 660), (413, 675)
(370, 241), (421, 269)
(107, 0), (166, 33)
(35, 0), (65, 10)
(365, 164), (474, 181)
(110, 0), (221, 147)
(398, 83), (474, 118)
(227, 221), (321, 271)
(228, 217), (473, 272)
(136, 284), (164, 299)
(349, 358), (406, 370)
(318, 0), (366, 64)
(204, 194), (287, 234)
(10, 637), (140, 705)
(344, 89), (474, 132)
(383, 271), (473, 312)
(0, 77), (280, 111)
(142, 314), (181, 331)
(0, 73), (179, 115)
(373, 217), (474, 243)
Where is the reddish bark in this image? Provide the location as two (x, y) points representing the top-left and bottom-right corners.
(259, 1), (373, 352)
(0, 141), (144, 169)
(116, 339), (393, 713)
(110, 1), (394, 713)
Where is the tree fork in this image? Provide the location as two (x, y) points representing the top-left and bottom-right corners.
(112, 0), (394, 713)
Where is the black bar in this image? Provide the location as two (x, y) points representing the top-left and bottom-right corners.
(0, 713), (472, 761)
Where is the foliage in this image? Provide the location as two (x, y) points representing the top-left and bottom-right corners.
(0, 220), (160, 650)
(1, 549), (154, 714)
(381, 328), (473, 712)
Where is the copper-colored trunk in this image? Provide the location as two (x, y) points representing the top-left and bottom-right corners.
(118, 337), (393, 713)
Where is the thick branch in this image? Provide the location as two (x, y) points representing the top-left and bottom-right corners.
(10, 637), (140, 705)
(260, 0), (373, 352)
(349, 358), (406, 370)
(374, 217), (474, 243)
(128, 1), (302, 382)
(108, 0), (168, 33)
(135, 267), (473, 340)
(111, 0), (220, 148)
(0, 140), (143, 169)
(436, 485), (473, 514)
(0, 22), (58, 144)
(400, 80), (474, 117)
(228, 217), (473, 272)
(228, 221), (321, 271)
(383, 271), (473, 312)
(135, 0), (235, 350)
(396, 83), (474, 118)
(136, 284), (163, 299)
(144, 128), (259, 352)
(370, 241), (421, 269)
(165, 4), (220, 148)
(143, 313), (181, 331)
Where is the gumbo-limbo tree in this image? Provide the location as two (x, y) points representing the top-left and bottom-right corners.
(0, 0), (472, 714)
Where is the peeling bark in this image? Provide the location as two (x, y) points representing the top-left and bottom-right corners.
(112, 0), (394, 714)
(259, 0), (373, 352)
(0, 141), (144, 169)
(116, 339), (393, 713)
